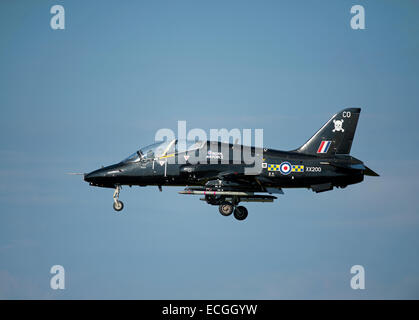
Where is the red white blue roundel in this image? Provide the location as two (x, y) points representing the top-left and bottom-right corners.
(279, 162), (292, 175)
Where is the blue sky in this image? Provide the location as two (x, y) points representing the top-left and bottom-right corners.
(0, 0), (418, 299)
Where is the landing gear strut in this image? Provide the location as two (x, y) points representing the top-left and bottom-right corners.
(113, 185), (124, 212)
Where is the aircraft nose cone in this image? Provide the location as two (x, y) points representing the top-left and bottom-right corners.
(84, 170), (101, 183)
(84, 164), (124, 186)
(84, 167), (110, 183)
(84, 172), (91, 182)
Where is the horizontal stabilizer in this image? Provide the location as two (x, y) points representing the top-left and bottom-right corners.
(330, 162), (379, 176)
(364, 166), (380, 176)
(330, 163), (366, 170)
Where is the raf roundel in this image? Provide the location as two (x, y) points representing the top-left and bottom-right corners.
(279, 162), (292, 175)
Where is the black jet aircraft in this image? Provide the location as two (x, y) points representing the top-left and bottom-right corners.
(84, 108), (378, 221)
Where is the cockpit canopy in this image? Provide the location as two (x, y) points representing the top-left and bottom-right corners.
(123, 139), (205, 163)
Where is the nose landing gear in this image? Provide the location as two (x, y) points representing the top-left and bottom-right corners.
(113, 185), (124, 212)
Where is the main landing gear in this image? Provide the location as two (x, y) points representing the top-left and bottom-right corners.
(233, 206), (248, 221)
(218, 202), (234, 216)
(192, 191), (277, 222)
(217, 201), (248, 221)
(113, 185), (124, 212)
(205, 195), (249, 221)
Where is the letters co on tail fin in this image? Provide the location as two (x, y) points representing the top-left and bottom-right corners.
(294, 108), (361, 157)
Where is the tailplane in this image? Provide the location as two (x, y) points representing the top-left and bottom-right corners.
(295, 108), (361, 156)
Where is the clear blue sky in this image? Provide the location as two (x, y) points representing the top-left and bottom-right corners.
(0, 0), (418, 299)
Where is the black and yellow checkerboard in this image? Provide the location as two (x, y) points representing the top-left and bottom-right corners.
(267, 164), (304, 172)
(267, 164), (280, 171)
(291, 165), (304, 172)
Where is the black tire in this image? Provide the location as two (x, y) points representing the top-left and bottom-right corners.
(234, 206), (248, 221)
(218, 202), (234, 216)
(113, 200), (124, 212)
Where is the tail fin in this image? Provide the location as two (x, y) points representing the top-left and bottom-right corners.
(295, 108), (361, 156)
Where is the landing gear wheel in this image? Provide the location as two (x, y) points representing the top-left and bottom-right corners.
(112, 185), (124, 212)
(113, 200), (124, 212)
(218, 202), (234, 216)
(234, 206), (248, 221)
